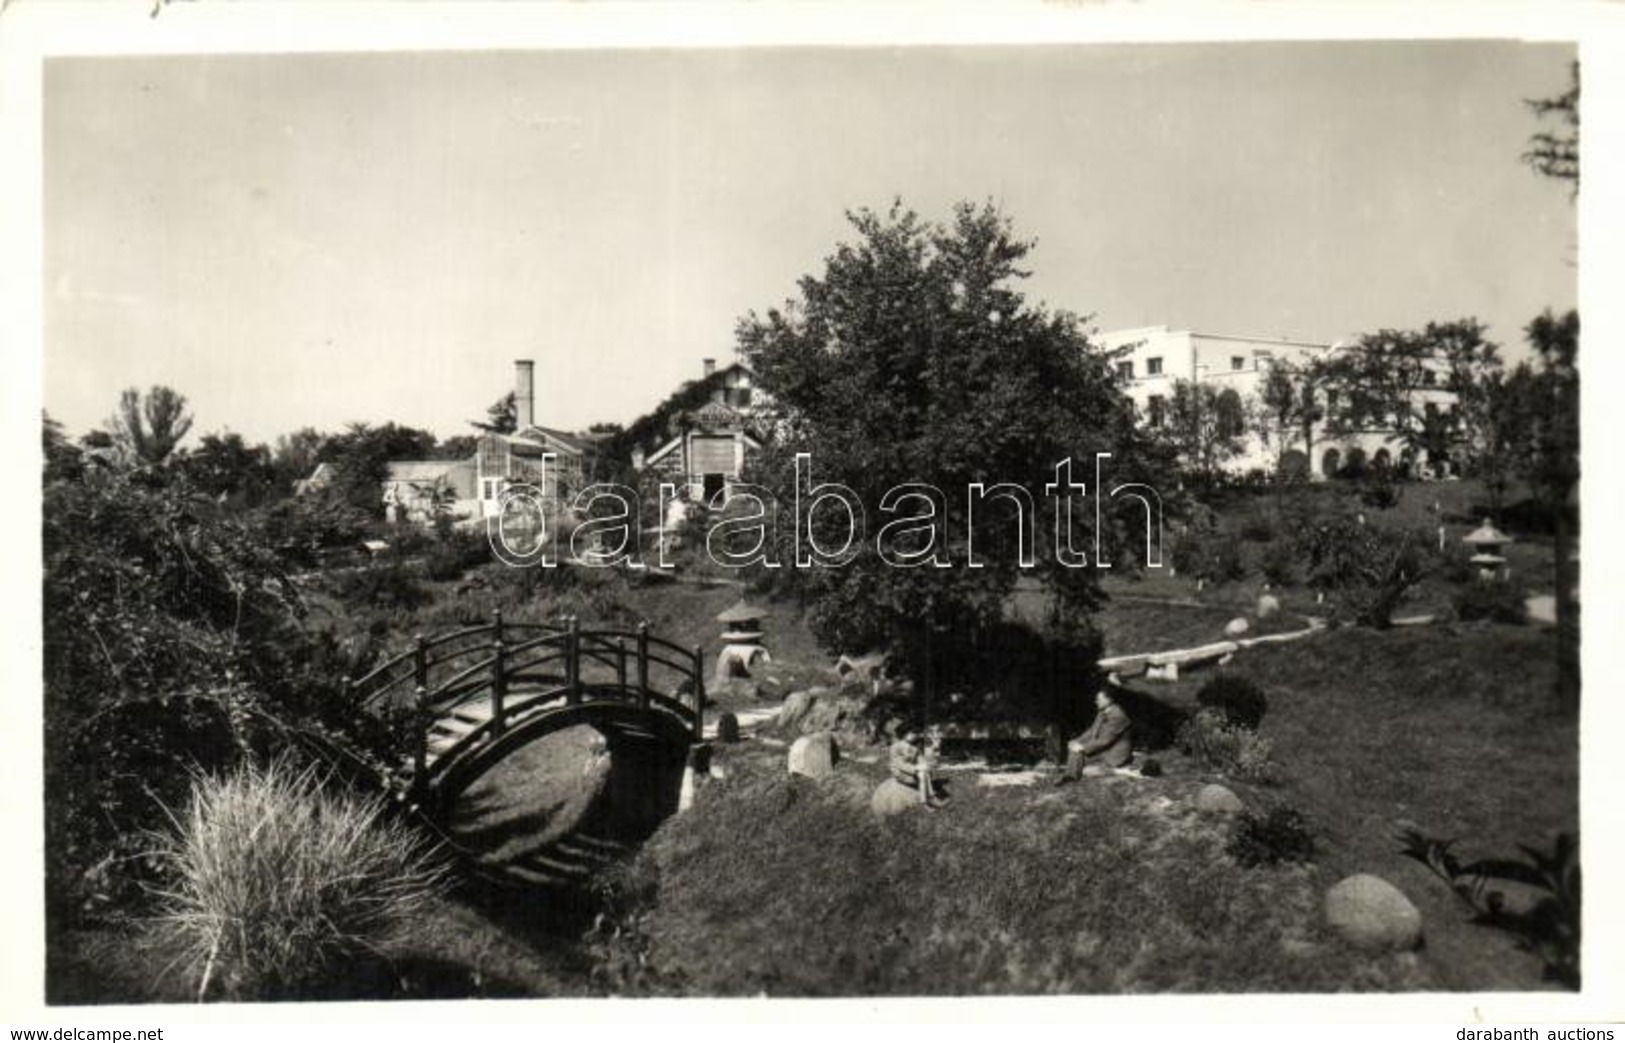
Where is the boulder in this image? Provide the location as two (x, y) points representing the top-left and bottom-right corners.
(716, 711), (741, 744)
(1256, 593), (1281, 620)
(870, 777), (920, 817)
(776, 688), (821, 732)
(787, 731), (838, 780)
(1196, 783), (1243, 815)
(1224, 617), (1251, 639)
(1324, 874), (1423, 952)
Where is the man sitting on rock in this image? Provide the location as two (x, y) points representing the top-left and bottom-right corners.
(1057, 689), (1133, 783)
(889, 725), (947, 808)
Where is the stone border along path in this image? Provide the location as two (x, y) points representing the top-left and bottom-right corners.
(701, 706), (779, 741)
(1097, 619), (1330, 677)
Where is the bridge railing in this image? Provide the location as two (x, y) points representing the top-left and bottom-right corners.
(348, 614), (570, 712)
(345, 612), (707, 795)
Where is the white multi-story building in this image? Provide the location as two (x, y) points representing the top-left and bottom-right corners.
(1097, 325), (1458, 479)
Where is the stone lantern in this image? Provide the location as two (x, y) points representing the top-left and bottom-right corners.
(715, 599), (772, 683)
(1462, 517), (1513, 581)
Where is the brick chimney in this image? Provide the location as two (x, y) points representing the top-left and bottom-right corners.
(703, 358), (716, 378)
(514, 359), (535, 430)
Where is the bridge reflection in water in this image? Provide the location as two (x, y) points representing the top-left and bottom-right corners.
(348, 613), (706, 886)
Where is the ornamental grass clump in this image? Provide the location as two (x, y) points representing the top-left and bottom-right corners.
(151, 759), (447, 1001)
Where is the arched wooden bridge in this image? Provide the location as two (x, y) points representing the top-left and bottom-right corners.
(348, 613), (707, 884)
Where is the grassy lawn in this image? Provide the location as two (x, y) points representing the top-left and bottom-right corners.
(604, 617), (1573, 995)
(613, 758), (1425, 995)
(1221, 623), (1575, 990)
(1094, 598), (1310, 657)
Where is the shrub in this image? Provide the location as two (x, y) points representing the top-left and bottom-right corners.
(1293, 517), (1438, 628)
(1437, 548), (1479, 586)
(1236, 509), (1276, 544)
(1453, 581), (1528, 625)
(423, 530), (492, 582)
(1173, 529), (1246, 584)
(424, 542), (465, 582)
(43, 466), (349, 926)
(1229, 806), (1316, 867)
(332, 560), (433, 611)
(258, 492), (375, 567)
(151, 760), (447, 1001)
(1141, 757), (1164, 778)
(1196, 675), (1269, 731)
(1258, 537), (1299, 587)
(1359, 465), (1402, 510)
(1176, 709), (1274, 782)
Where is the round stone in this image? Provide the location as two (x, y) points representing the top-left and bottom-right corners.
(1324, 874), (1423, 952)
(1196, 783), (1244, 814)
(870, 778), (920, 818)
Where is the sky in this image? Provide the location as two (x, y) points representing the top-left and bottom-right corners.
(42, 40), (1578, 447)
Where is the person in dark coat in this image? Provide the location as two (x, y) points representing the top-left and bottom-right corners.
(1059, 689), (1133, 782)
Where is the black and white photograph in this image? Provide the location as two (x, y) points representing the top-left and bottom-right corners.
(7, 3), (1619, 1026)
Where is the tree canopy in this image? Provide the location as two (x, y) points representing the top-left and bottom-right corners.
(1155, 381), (1248, 479)
(1329, 319), (1501, 468)
(1524, 61), (1579, 192)
(737, 201), (1151, 679)
(472, 391), (518, 435)
(109, 385), (194, 465)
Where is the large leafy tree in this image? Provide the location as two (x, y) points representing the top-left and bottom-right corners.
(270, 426), (328, 492)
(1156, 380), (1247, 480)
(1513, 309), (1579, 503)
(737, 201), (1148, 687)
(1259, 355), (1335, 474)
(1329, 319), (1501, 469)
(1515, 309), (1580, 714)
(317, 421), (439, 520)
(1520, 61), (1580, 714)
(471, 391), (518, 434)
(178, 431), (277, 507)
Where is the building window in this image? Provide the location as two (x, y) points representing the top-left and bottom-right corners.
(1146, 357), (1163, 376)
(1232, 356), (1246, 371)
(1147, 395), (1166, 429)
(1422, 370), (1437, 388)
(481, 478), (506, 501)
(1116, 360), (1134, 380)
(726, 387), (753, 408)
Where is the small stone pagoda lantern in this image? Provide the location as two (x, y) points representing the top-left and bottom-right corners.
(1462, 517), (1514, 582)
(715, 599), (772, 683)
